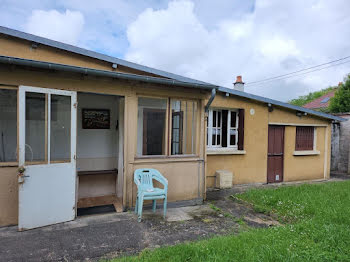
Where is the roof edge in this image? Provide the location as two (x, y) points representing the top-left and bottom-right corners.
(0, 55), (217, 91)
(218, 87), (346, 122)
(0, 26), (210, 86)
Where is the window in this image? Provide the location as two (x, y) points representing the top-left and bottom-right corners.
(137, 97), (167, 156)
(207, 109), (244, 150)
(171, 100), (197, 155)
(295, 126), (315, 151)
(0, 89), (17, 163)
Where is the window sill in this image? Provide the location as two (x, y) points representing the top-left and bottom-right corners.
(293, 150), (320, 156)
(207, 149), (246, 155)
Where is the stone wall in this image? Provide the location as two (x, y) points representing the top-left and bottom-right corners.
(331, 114), (350, 174)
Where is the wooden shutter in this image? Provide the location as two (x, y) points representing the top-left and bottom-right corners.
(295, 126), (314, 151)
(238, 109), (245, 150)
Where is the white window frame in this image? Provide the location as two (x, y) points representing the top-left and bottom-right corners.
(207, 109), (239, 150)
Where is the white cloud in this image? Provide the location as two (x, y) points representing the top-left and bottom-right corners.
(25, 9), (84, 45)
(1, 0), (350, 101)
(125, 0), (350, 101)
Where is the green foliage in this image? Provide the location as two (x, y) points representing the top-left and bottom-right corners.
(288, 87), (335, 107)
(111, 181), (350, 262)
(329, 74), (350, 113)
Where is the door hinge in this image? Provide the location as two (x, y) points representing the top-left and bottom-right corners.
(74, 155), (76, 160)
(74, 102), (78, 108)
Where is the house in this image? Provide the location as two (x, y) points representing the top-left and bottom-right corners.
(303, 89), (336, 111)
(0, 26), (345, 230)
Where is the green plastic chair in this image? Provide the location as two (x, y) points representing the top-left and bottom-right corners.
(134, 168), (168, 222)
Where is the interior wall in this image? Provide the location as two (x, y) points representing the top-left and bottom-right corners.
(0, 89), (17, 162)
(77, 93), (119, 171)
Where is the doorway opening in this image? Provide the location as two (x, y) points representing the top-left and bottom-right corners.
(76, 92), (124, 215)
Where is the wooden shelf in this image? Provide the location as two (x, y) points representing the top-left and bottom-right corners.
(78, 169), (118, 176)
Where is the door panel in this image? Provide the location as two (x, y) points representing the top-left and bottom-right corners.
(18, 86), (77, 230)
(267, 125), (284, 183)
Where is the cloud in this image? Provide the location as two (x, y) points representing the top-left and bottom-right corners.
(125, 0), (350, 101)
(25, 9), (84, 45)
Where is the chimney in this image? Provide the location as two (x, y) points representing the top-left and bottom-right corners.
(233, 75), (244, 92)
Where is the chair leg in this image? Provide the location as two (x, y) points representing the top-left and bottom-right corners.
(152, 200), (157, 213)
(135, 196), (138, 214)
(138, 195), (144, 222)
(163, 196), (167, 219)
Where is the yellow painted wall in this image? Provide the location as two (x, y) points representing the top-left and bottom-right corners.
(206, 93), (331, 188)
(0, 34), (165, 78)
(283, 126), (329, 181)
(0, 65), (206, 226)
(206, 95), (269, 186)
(0, 167), (18, 226)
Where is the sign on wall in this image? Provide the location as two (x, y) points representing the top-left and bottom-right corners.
(82, 109), (110, 129)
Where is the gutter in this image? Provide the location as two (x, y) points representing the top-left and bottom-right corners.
(0, 56), (217, 91)
(205, 88), (216, 112)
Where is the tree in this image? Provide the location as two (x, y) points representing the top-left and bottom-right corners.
(289, 87), (335, 107)
(329, 74), (350, 113)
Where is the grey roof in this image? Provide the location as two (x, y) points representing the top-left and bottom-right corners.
(0, 26), (345, 122)
(0, 26), (208, 85)
(218, 87), (346, 122)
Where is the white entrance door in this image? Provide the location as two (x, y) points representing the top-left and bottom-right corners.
(18, 86), (77, 230)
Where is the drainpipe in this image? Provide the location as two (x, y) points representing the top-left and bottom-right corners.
(205, 88), (216, 112)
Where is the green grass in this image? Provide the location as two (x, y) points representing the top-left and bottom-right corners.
(110, 181), (350, 262)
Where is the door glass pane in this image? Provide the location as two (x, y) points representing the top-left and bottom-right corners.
(0, 89), (17, 162)
(25, 92), (47, 164)
(50, 95), (71, 162)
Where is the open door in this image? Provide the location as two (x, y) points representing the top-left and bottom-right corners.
(18, 86), (77, 230)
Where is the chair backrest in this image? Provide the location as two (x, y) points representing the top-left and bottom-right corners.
(134, 169), (154, 190)
(134, 168), (168, 190)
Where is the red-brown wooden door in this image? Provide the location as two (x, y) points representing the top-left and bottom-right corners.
(267, 125), (284, 183)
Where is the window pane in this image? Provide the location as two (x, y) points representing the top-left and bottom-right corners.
(171, 100), (197, 155)
(230, 134), (236, 146)
(50, 95), (71, 162)
(212, 134), (216, 146)
(231, 112), (237, 127)
(217, 133), (221, 145)
(25, 92), (47, 163)
(213, 110), (216, 126)
(137, 97), (167, 156)
(0, 89), (17, 162)
(218, 111), (221, 127)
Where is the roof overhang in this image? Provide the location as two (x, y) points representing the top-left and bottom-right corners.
(0, 55), (217, 91)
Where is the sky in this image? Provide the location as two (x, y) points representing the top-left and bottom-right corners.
(1, 0), (349, 101)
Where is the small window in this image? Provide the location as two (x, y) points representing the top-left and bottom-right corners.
(0, 89), (17, 163)
(207, 109), (244, 150)
(171, 100), (197, 155)
(137, 97), (167, 156)
(295, 126), (315, 151)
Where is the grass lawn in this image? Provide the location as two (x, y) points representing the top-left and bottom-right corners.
(111, 181), (350, 261)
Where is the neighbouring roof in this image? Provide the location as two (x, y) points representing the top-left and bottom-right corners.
(303, 90), (336, 109)
(0, 26), (346, 122)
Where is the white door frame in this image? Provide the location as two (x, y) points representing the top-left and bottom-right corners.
(18, 85), (77, 230)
